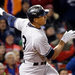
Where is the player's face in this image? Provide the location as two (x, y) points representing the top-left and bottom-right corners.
(34, 15), (47, 26)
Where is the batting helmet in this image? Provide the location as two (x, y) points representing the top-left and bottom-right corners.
(27, 5), (49, 22)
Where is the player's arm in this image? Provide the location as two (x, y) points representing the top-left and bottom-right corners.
(51, 40), (65, 60)
(34, 30), (75, 61)
(0, 7), (26, 31)
(0, 7), (16, 27)
(44, 30), (75, 60)
(51, 30), (75, 60)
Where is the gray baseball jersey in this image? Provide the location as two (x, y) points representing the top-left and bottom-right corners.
(14, 18), (54, 63)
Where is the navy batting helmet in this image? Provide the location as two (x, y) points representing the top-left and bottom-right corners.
(27, 5), (49, 22)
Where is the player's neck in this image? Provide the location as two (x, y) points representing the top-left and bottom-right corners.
(32, 22), (41, 29)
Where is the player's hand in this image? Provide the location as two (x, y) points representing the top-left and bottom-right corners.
(61, 30), (75, 43)
(0, 8), (5, 15)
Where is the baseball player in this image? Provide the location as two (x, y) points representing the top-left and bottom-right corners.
(0, 5), (75, 75)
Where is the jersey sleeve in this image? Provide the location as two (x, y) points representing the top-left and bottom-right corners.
(34, 36), (54, 59)
(14, 18), (28, 31)
(3, 12), (29, 31)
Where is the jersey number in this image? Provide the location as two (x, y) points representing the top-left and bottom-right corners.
(22, 35), (26, 50)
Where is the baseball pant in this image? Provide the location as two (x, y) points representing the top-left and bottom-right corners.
(19, 62), (59, 75)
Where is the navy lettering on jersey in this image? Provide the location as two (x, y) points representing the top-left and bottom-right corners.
(22, 35), (26, 50)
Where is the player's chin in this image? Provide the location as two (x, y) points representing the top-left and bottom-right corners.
(41, 23), (46, 26)
(41, 20), (46, 25)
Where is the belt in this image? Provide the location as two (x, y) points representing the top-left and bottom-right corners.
(23, 60), (46, 66)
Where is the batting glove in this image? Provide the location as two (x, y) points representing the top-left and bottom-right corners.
(0, 8), (5, 15)
(61, 30), (75, 43)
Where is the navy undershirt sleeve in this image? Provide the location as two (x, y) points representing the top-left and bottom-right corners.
(44, 47), (54, 59)
(3, 12), (16, 27)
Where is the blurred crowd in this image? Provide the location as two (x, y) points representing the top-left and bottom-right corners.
(0, 0), (75, 75)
